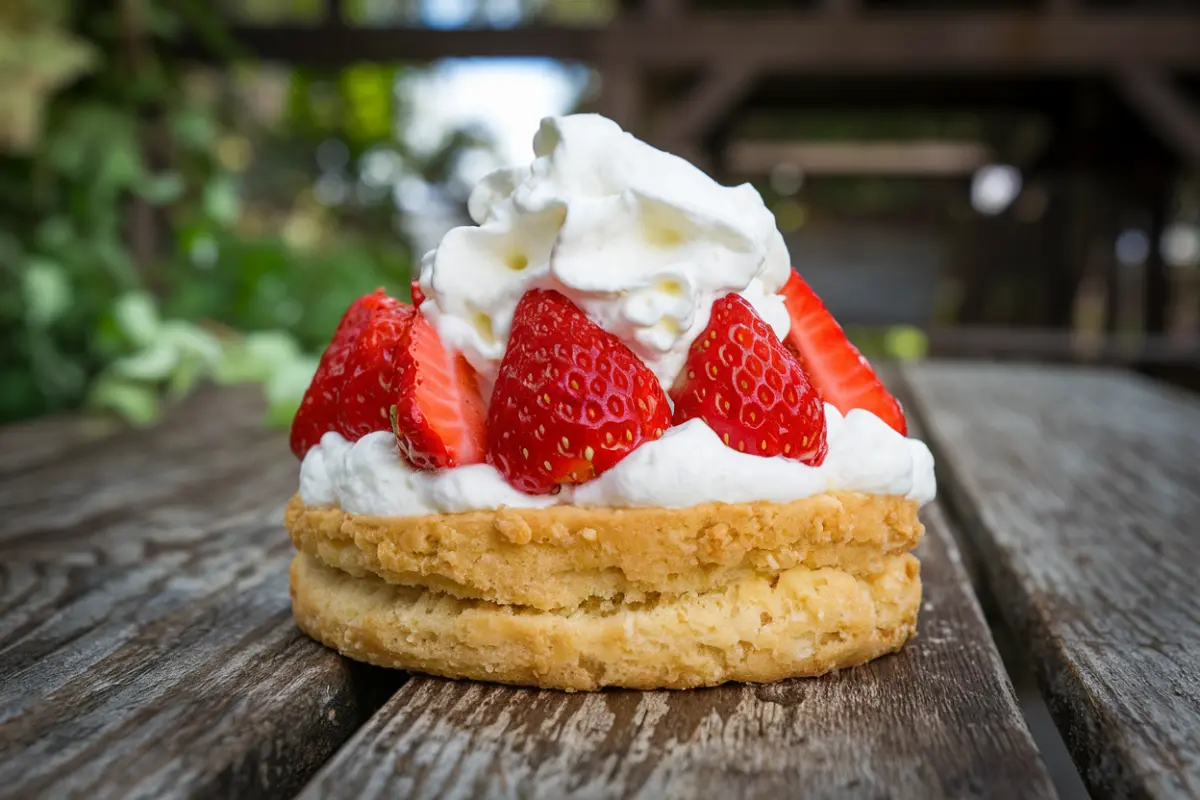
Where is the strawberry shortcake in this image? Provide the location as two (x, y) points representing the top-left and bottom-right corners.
(286, 114), (935, 690)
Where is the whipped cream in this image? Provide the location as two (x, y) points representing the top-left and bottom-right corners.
(300, 430), (558, 517)
(418, 114), (791, 395)
(300, 404), (936, 516)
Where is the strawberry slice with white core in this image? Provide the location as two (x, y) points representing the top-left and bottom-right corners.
(391, 312), (487, 470)
(779, 271), (908, 436)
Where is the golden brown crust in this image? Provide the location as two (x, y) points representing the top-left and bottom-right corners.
(290, 551), (921, 691)
(285, 492), (923, 611)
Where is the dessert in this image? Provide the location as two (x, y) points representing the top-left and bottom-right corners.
(286, 114), (936, 691)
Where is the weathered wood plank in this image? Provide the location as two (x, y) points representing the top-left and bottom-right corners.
(0, 413), (120, 478)
(900, 361), (1200, 799)
(0, 390), (399, 800)
(297, 501), (1053, 800)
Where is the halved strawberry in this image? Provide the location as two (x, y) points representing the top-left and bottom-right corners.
(290, 288), (403, 458)
(336, 303), (416, 440)
(780, 272), (907, 435)
(390, 312), (487, 470)
(487, 289), (671, 495)
(672, 294), (826, 464)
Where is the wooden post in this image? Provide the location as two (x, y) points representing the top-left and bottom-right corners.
(327, 0), (345, 27)
(1144, 179), (1172, 335)
(656, 62), (759, 176)
(597, 60), (644, 137)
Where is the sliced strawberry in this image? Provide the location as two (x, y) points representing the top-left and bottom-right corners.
(336, 303), (416, 440)
(391, 312), (487, 470)
(487, 289), (671, 495)
(410, 279), (426, 308)
(290, 288), (403, 458)
(671, 293), (826, 464)
(779, 272), (907, 435)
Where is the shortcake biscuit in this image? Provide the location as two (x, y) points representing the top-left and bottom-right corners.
(286, 491), (922, 611)
(290, 546), (920, 691)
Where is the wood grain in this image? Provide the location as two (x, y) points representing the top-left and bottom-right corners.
(900, 361), (1200, 799)
(0, 413), (120, 479)
(0, 389), (399, 800)
(297, 501), (1053, 800)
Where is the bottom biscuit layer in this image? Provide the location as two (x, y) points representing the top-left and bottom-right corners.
(290, 551), (921, 691)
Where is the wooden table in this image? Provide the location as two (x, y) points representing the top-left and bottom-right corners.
(2, 362), (1197, 799)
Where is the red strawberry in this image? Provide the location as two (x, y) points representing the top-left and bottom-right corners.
(290, 288), (402, 458)
(410, 279), (426, 308)
(390, 312), (487, 470)
(779, 272), (907, 435)
(671, 293), (827, 464)
(336, 303), (416, 440)
(487, 289), (671, 495)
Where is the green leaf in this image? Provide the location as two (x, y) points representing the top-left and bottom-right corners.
(95, 141), (145, 194)
(883, 326), (930, 362)
(204, 177), (240, 224)
(214, 330), (299, 385)
(23, 258), (71, 327)
(170, 107), (217, 151)
(245, 330), (301, 363)
(113, 292), (161, 348)
(167, 353), (206, 400)
(112, 340), (179, 381)
(0, 24), (97, 153)
(88, 376), (161, 427)
(263, 355), (318, 428)
(35, 217), (75, 252)
(136, 172), (185, 205)
(159, 321), (222, 366)
(95, 237), (138, 286)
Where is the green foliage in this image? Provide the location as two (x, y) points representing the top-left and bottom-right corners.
(0, 0), (97, 153)
(844, 325), (930, 362)
(0, 0), (439, 427)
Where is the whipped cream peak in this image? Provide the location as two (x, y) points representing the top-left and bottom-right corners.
(419, 113), (791, 393)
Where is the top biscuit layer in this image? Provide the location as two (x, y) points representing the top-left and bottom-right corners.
(286, 492), (922, 611)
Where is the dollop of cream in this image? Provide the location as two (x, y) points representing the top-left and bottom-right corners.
(300, 431), (557, 517)
(299, 405), (936, 516)
(418, 113), (791, 393)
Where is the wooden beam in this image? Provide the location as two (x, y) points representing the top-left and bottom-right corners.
(614, 13), (1200, 71)
(1116, 69), (1200, 168)
(646, 0), (684, 18)
(822, 0), (860, 17)
(1047, 0), (1080, 14)
(658, 62), (759, 144)
(205, 25), (600, 65)
(727, 140), (994, 176)
(200, 13), (1200, 71)
(326, 0), (345, 27)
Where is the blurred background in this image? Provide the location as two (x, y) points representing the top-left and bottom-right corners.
(3, 0), (1200, 429)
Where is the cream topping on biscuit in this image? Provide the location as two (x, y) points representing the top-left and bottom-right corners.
(300, 403), (935, 516)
